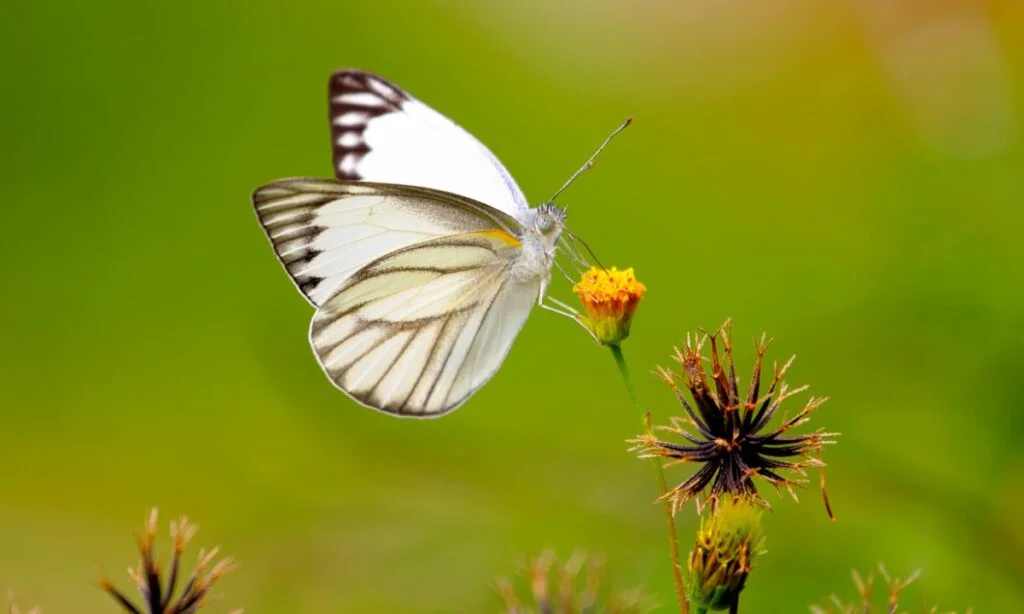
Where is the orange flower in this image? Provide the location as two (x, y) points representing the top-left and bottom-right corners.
(572, 267), (647, 345)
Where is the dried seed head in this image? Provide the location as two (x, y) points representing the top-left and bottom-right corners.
(810, 564), (972, 614)
(7, 591), (40, 614)
(630, 321), (838, 515)
(496, 550), (654, 614)
(99, 508), (240, 613)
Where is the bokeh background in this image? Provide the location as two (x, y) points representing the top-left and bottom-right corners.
(2, 1), (1022, 612)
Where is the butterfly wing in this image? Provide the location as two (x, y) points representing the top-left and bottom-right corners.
(309, 231), (540, 417)
(253, 178), (521, 307)
(328, 69), (530, 219)
(253, 178), (540, 416)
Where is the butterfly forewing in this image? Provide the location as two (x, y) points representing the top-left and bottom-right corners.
(328, 69), (530, 219)
(253, 178), (521, 307)
(309, 231), (540, 416)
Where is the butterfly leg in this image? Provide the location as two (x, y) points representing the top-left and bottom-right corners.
(539, 296), (600, 343)
(539, 300), (576, 319)
(552, 257), (582, 285)
(541, 295), (581, 318)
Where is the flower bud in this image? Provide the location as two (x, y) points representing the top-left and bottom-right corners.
(572, 267), (646, 345)
(686, 497), (765, 613)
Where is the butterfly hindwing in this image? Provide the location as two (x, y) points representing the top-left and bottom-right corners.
(309, 231), (540, 416)
(328, 69), (530, 219)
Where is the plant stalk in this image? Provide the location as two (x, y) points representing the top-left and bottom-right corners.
(609, 344), (688, 614)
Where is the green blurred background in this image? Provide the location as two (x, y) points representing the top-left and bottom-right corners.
(2, 1), (1022, 611)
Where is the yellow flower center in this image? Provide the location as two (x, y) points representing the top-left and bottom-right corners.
(572, 267), (647, 345)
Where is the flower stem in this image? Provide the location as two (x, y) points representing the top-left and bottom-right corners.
(609, 344), (688, 614)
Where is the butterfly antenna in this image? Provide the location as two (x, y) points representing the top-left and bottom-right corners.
(547, 116), (633, 205)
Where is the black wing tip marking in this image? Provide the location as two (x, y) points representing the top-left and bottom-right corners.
(329, 69), (407, 105)
(251, 177), (335, 208)
(328, 70), (409, 180)
(252, 179), (352, 305)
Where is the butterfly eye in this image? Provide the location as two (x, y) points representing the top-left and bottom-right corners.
(537, 214), (556, 234)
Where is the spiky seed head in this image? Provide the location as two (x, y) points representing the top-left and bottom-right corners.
(630, 321), (838, 515)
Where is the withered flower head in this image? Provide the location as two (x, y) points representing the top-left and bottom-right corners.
(810, 564), (971, 614)
(686, 496), (766, 613)
(7, 592), (40, 614)
(630, 321), (838, 515)
(496, 550), (654, 614)
(99, 508), (241, 614)
(572, 267), (646, 345)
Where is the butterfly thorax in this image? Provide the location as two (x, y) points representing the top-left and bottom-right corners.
(509, 203), (565, 283)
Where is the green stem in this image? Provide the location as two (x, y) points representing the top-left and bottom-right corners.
(609, 344), (688, 614)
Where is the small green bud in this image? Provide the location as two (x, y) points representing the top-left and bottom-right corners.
(685, 497), (766, 613)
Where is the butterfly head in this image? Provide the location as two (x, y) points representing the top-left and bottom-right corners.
(535, 202), (567, 237)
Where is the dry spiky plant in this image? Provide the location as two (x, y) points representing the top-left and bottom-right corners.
(99, 508), (240, 614)
(7, 591), (39, 614)
(810, 565), (971, 614)
(496, 550), (654, 614)
(631, 321), (838, 515)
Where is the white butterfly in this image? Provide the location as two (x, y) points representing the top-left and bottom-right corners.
(253, 69), (626, 417)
